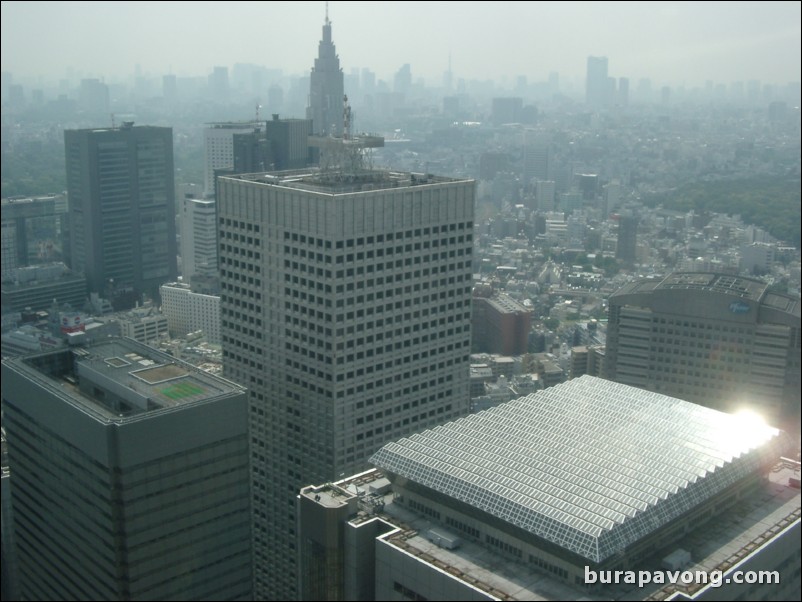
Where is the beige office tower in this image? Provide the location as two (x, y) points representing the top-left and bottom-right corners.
(217, 168), (475, 598)
(607, 272), (801, 431)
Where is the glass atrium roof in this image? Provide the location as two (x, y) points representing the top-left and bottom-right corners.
(370, 376), (790, 563)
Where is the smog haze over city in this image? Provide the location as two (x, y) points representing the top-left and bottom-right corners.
(2, 1), (800, 86)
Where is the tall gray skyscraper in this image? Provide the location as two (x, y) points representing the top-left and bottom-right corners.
(586, 55), (609, 108)
(218, 167), (475, 598)
(64, 124), (177, 308)
(615, 213), (638, 263)
(2, 338), (251, 600)
(307, 6), (344, 136)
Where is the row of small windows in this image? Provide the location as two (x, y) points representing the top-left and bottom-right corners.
(224, 297), (262, 314)
(284, 255), (471, 278)
(486, 534), (523, 559)
(529, 554), (569, 580)
(334, 346), (468, 382)
(356, 407), (447, 440)
(285, 281), (471, 308)
(284, 357), (332, 382)
(444, 516), (480, 539)
(221, 320), (262, 339)
(220, 282), (261, 300)
(330, 315), (471, 339)
(285, 293), (470, 318)
(222, 336), (264, 356)
(221, 270), (261, 286)
(332, 329), (469, 363)
(407, 498), (441, 520)
(355, 388), (444, 424)
(283, 223), (473, 247)
(284, 376), (333, 399)
(285, 267), (471, 291)
(393, 581), (427, 601)
(222, 349), (263, 371)
(284, 245), (472, 265)
(220, 218), (260, 233)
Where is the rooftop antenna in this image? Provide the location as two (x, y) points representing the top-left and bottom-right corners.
(111, 113), (116, 128)
(325, 1), (330, 25)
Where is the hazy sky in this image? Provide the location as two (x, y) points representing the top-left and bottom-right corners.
(2, 1), (800, 87)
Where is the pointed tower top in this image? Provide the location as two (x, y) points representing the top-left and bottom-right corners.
(325, 1), (330, 26)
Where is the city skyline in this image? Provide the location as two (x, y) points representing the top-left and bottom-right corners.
(2, 1), (800, 88)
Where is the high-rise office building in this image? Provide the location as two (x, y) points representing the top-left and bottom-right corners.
(231, 116), (313, 173)
(307, 7), (344, 136)
(179, 196), (218, 283)
(208, 65), (230, 103)
(523, 130), (549, 184)
(1, 338), (251, 600)
(615, 213), (638, 263)
(264, 115), (313, 169)
(618, 76), (630, 105)
(218, 167), (475, 598)
(586, 56), (609, 109)
(606, 272), (801, 430)
(204, 122), (261, 198)
(64, 124), (177, 308)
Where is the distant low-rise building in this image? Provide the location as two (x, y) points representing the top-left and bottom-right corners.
(1, 263), (86, 313)
(117, 307), (169, 343)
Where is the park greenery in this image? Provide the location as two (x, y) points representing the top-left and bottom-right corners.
(642, 177), (801, 248)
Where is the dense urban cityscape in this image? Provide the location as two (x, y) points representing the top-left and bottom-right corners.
(1, 2), (800, 601)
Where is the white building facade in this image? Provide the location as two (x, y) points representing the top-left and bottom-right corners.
(160, 282), (221, 344)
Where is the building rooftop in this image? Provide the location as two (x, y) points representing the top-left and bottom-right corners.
(610, 272), (801, 319)
(482, 294), (533, 315)
(222, 168), (472, 196)
(323, 453), (799, 601)
(655, 272), (768, 301)
(370, 376), (793, 564)
(12, 338), (243, 423)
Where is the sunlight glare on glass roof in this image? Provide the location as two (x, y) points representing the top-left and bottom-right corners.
(370, 376), (791, 563)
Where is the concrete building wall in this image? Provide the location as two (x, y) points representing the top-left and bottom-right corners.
(219, 172), (474, 598)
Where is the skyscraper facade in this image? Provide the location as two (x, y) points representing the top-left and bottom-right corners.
(606, 272), (801, 430)
(2, 338), (252, 600)
(307, 9), (344, 136)
(615, 213), (638, 263)
(1, 194), (67, 273)
(586, 55), (609, 108)
(179, 196), (218, 283)
(204, 122), (261, 198)
(64, 124), (177, 307)
(218, 168), (475, 598)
